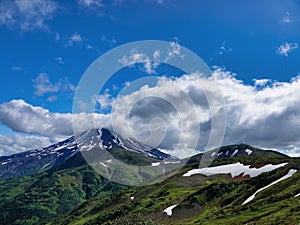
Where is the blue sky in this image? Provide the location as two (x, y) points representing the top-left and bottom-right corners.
(0, 0), (300, 157)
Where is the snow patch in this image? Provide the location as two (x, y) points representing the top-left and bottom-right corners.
(164, 161), (181, 165)
(295, 193), (300, 198)
(231, 149), (239, 157)
(100, 162), (108, 168)
(53, 145), (67, 151)
(211, 152), (216, 157)
(1, 161), (12, 165)
(42, 161), (52, 169)
(130, 196), (135, 200)
(183, 162), (288, 178)
(242, 169), (297, 205)
(152, 162), (161, 167)
(245, 149), (253, 155)
(163, 204), (177, 216)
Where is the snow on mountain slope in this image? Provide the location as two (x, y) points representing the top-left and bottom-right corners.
(183, 162), (288, 178)
(0, 128), (172, 179)
(163, 204), (177, 216)
(242, 169), (297, 205)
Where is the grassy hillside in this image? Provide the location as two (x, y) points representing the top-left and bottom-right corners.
(49, 153), (300, 225)
(0, 145), (299, 225)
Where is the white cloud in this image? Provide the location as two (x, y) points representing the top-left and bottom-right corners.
(0, 134), (62, 156)
(0, 0), (58, 31)
(165, 39), (182, 62)
(108, 68), (300, 157)
(11, 66), (22, 71)
(32, 73), (75, 98)
(119, 49), (157, 74)
(276, 42), (299, 56)
(2, 68), (300, 157)
(253, 78), (271, 87)
(95, 93), (114, 110)
(101, 35), (117, 46)
(54, 56), (64, 65)
(55, 32), (60, 41)
(119, 40), (183, 74)
(281, 12), (292, 24)
(0, 99), (110, 138)
(78, 0), (103, 8)
(77, 0), (104, 15)
(67, 32), (83, 46)
(219, 41), (232, 55)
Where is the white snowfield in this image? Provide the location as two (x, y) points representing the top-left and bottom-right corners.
(245, 149), (253, 155)
(231, 149), (239, 157)
(100, 162), (108, 168)
(183, 162), (288, 178)
(163, 204), (177, 216)
(295, 193), (300, 198)
(151, 162), (161, 167)
(242, 169), (297, 205)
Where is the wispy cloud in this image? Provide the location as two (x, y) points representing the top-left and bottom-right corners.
(77, 0), (104, 15)
(0, 0), (58, 31)
(219, 41), (232, 55)
(11, 66), (22, 71)
(101, 34), (117, 46)
(0, 134), (62, 156)
(119, 39), (183, 74)
(55, 32), (61, 41)
(67, 32), (83, 46)
(119, 49), (157, 74)
(276, 42), (298, 56)
(281, 12), (292, 24)
(32, 73), (75, 99)
(54, 56), (64, 65)
(78, 0), (103, 8)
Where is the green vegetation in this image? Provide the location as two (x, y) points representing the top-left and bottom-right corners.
(0, 145), (299, 224)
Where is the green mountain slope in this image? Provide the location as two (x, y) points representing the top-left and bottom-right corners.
(0, 144), (299, 225)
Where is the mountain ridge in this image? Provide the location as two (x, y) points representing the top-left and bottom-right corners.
(0, 139), (298, 224)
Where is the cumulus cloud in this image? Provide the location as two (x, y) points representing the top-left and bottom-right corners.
(0, 99), (110, 138)
(0, 0), (58, 31)
(108, 68), (300, 157)
(0, 134), (62, 156)
(276, 42), (299, 56)
(2, 68), (300, 157)
(32, 73), (75, 98)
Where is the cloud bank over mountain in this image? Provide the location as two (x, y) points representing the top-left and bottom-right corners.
(1, 68), (300, 157)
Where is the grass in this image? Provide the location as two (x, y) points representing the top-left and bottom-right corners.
(0, 146), (299, 225)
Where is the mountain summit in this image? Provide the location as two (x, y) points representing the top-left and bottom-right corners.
(0, 128), (172, 179)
